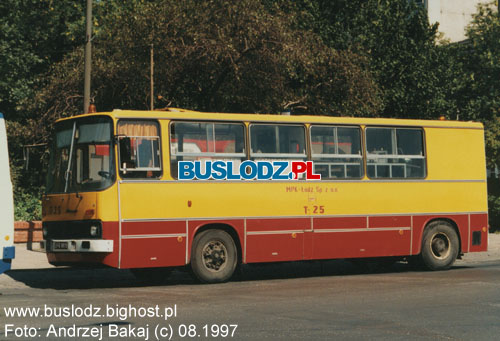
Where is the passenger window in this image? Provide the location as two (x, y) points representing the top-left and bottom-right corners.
(310, 125), (363, 179)
(249, 124), (306, 179)
(117, 120), (162, 178)
(366, 127), (425, 179)
(170, 122), (245, 178)
(250, 124), (306, 158)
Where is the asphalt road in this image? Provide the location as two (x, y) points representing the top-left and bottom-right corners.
(1, 239), (500, 340)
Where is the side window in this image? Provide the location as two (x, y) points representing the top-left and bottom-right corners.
(250, 124), (306, 159)
(310, 125), (363, 179)
(249, 124), (306, 179)
(366, 127), (425, 179)
(117, 120), (162, 178)
(170, 121), (245, 178)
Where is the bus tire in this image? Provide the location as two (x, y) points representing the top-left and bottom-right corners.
(421, 221), (459, 271)
(191, 229), (237, 283)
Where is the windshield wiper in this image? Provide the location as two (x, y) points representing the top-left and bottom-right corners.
(64, 121), (77, 193)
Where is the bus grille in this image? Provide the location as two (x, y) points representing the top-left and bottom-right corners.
(42, 220), (102, 239)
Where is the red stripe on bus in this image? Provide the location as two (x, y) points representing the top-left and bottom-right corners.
(122, 220), (186, 236)
(314, 216), (366, 230)
(246, 218), (310, 232)
(369, 215), (411, 229)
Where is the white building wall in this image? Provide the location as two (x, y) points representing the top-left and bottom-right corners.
(426, 0), (492, 42)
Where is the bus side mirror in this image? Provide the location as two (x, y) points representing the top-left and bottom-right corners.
(119, 137), (132, 168)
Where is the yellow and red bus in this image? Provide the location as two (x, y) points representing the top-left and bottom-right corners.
(41, 108), (488, 282)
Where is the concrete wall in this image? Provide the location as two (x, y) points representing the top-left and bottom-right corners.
(427, 0), (492, 42)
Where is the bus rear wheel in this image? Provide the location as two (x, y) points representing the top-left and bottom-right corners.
(421, 221), (459, 271)
(191, 230), (237, 283)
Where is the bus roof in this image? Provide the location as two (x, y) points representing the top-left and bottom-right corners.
(57, 108), (484, 129)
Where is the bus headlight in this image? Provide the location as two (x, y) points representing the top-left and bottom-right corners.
(90, 225), (99, 237)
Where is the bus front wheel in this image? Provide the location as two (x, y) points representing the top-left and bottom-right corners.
(421, 221), (459, 271)
(191, 230), (237, 283)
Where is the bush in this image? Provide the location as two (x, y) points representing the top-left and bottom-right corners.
(14, 189), (42, 221)
(488, 178), (500, 232)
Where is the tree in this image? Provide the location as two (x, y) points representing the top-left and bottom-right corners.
(0, 1), (84, 120)
(453, 1), (500, 167)
(23, 0), (382, 132)
(273, 0), (453, 119)
(464, 2), (500, 120)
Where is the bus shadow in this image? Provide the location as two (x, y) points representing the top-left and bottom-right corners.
(4, 260), (471, 290)
(238, 259), (433, 282)
(5, 267), (196, 290)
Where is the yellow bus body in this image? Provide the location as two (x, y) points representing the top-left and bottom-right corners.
(42, 109), (488, 276)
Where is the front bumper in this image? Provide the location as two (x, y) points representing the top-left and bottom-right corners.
(41, 239), (113, 253)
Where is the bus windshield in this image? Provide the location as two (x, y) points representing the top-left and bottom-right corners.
(46, 116), (115, 194)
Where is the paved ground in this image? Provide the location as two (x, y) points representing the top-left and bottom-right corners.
(10, 244), (53, 270)
(0, 235), (499, 340)
(455, 233), (500, 263)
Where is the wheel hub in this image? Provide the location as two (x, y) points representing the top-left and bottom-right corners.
(202, 241), (227, 272)
(430, 233), (451, 260)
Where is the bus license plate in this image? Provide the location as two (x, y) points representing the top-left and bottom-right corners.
(53, 241), (69, 250)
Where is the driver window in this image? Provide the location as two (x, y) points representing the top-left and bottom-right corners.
(117, 120), (162, 178)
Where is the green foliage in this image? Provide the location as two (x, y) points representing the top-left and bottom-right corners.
(101, 0), (382, 116)
(488, 178), (500, 231)
(9, 158), (42, 221)
(7, 120), (46, 221)
(485, 117), (500, 168)
(14, 188), (42, 222)
(288, 0), (451, 119)
(23, 0), (382, 129)
(0, 0), (85, 120)
(466, 1), (500, 122)
(452, 1), (500, 166)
